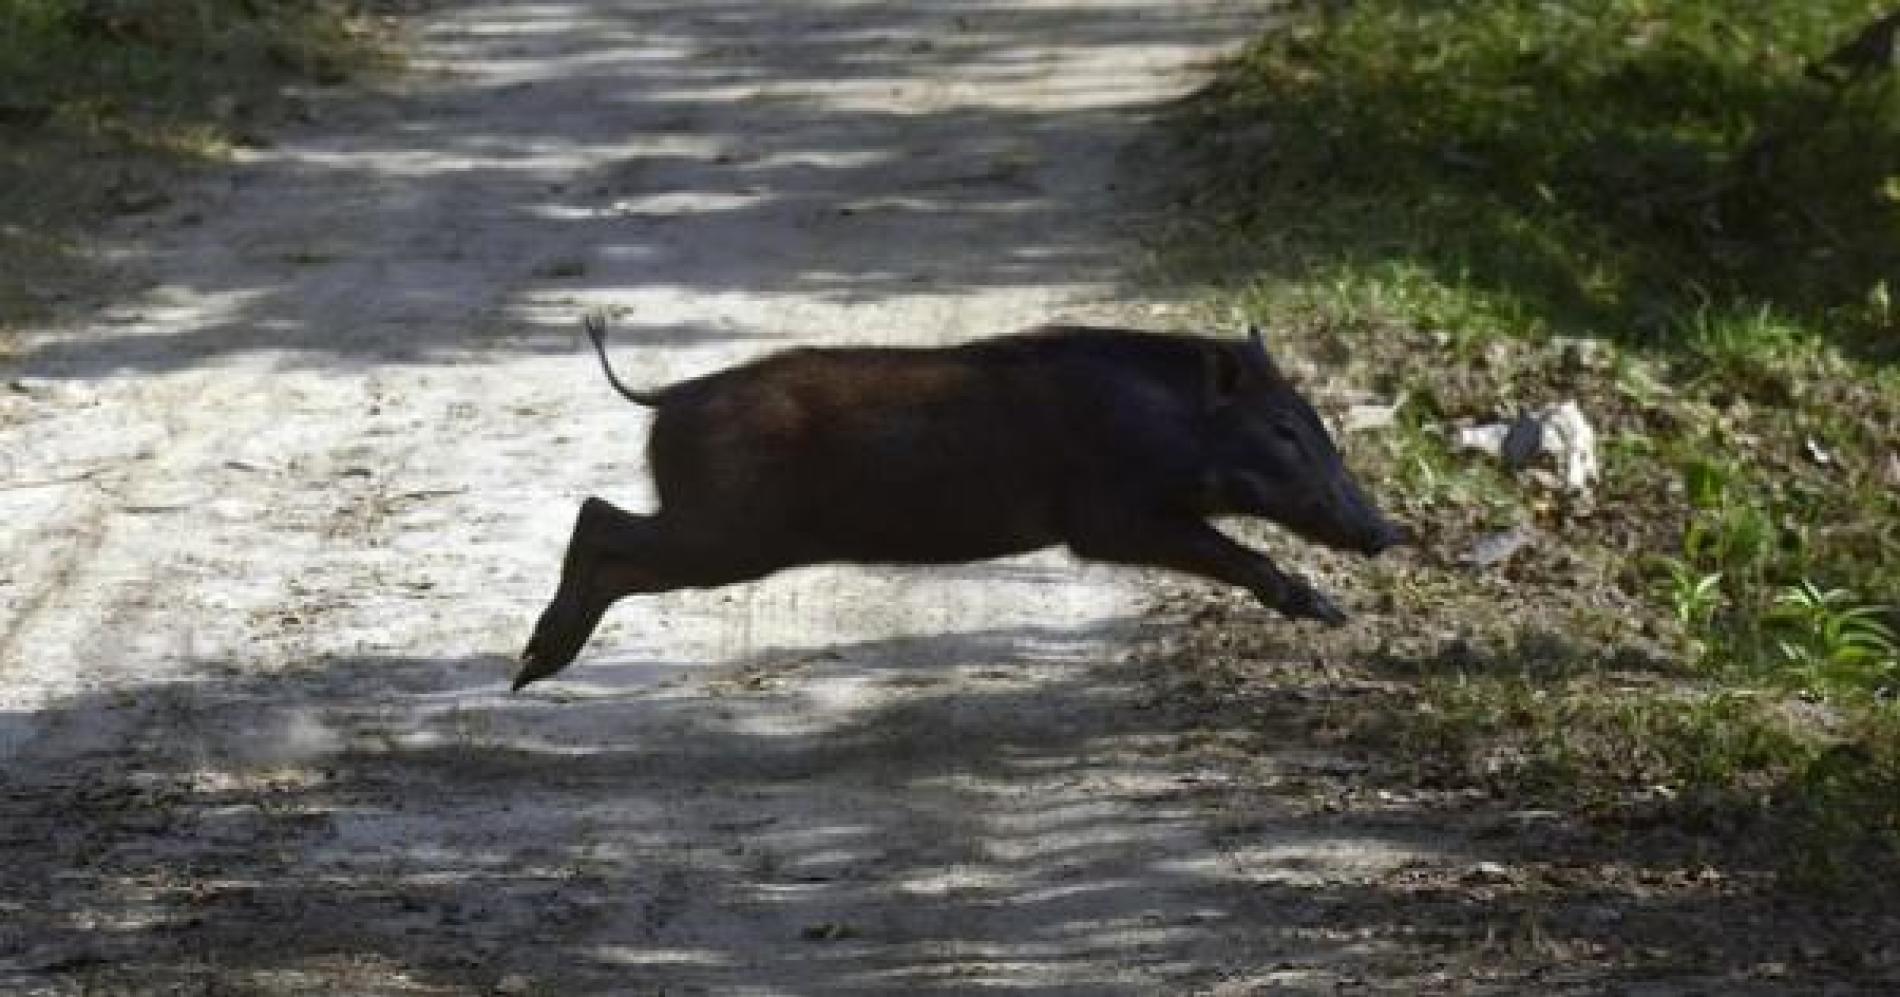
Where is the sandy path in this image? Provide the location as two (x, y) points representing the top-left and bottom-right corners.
(0, 3), (1448, 993)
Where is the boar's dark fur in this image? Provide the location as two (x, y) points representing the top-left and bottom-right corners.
(516, 316), (1407, 689)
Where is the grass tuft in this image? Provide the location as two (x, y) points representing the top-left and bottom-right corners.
(1353, 674), (1900, 890)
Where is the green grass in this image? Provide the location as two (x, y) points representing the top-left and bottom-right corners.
(1163, 0), (1900, 891)
(1170, 0), (1900, 361)
(0, 0), (390, 328)
(1350, 674), (1900, 888)
(0, 0), (379, 141)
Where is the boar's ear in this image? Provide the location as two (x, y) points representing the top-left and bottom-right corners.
(1203, 340), (1247, 410)
(1241, 323), (1284, 383)
(1206, 324), (1287, 408)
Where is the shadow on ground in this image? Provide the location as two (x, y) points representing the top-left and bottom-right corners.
(4, 617), (1889, 994)
(10, 1), (1266, 380)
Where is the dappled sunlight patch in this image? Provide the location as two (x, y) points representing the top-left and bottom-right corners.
(1180, 833), (1447, 886)
(985, 798), (1188, 836)
(57, 285), (271, 358)
(569, 189), (775, 218)
(245, 142), (620, 178)
(4, 0), (1269, 377)
(588, 945), (732, 968)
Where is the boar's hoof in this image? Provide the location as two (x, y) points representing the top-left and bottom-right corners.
(512, 653), (556, 692)
(1280, 581), (1349, 627)
(515, 602), (594, 690)
(513, 643), (568, 691)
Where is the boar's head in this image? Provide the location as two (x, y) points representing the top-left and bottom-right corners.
(1202, 325), (1409, 557)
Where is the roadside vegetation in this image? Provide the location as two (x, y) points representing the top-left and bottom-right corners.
(1159, 0), (1900, 899)
(0, 0), (392, 335)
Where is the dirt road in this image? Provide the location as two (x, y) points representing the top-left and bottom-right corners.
(0, 2), (1465, 993)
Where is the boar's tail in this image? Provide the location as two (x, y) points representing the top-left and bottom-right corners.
(582, 311), (666, 407)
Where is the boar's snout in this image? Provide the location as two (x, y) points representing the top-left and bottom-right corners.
(1364, 518), (1412, 556)
(1330, 511), (1408, 557)
(1314, 476), (1410, 557)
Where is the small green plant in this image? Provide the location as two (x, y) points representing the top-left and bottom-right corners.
(1683, 501), (1778, 584)
(1657, 560), (1724, 651)
(1767, 581), (1900, 696)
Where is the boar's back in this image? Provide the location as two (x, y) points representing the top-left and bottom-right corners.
(644, 326), (1216, 563)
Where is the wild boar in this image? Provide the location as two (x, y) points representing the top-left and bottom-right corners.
(516, 315), (1407, 689)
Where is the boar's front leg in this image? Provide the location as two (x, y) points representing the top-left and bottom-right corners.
(1068, 513), (1348, 626)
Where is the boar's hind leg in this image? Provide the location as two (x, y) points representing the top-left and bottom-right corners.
(1068, 515), (1348, 626)
(516, 496), (787, 690)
